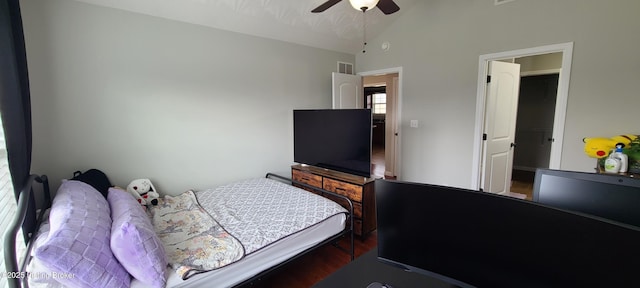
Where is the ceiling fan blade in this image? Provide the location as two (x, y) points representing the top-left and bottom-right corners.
(376, 0), (400, 15)
(311, 0), (343, 13)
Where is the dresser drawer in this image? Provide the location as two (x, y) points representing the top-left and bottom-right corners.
(292, 169), (322, 188)
(323, 178), (363, 202)
(322, 193), (363, 218)
(291, 164), (375, 238)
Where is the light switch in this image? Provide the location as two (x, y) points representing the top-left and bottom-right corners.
(410, 120), (419, 128)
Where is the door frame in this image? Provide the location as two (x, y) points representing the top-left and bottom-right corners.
(471, 42), (574, 190)
(359, 67), (403, 179)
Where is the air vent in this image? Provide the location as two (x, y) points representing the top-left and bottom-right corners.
(337, 62), (354, 74)
(495, 0), (515, 5)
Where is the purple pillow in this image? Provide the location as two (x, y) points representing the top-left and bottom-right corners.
(35, 180), (130, 288)
(108, 188), (167, 288)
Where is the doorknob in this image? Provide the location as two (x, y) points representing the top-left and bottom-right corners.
(510, 142), (516, 148)
(548, 138), (555, 142)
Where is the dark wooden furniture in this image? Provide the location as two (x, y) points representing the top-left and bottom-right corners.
(292, 164), (376, 238)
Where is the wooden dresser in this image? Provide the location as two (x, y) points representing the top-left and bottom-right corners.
(291, 164), (376, 238)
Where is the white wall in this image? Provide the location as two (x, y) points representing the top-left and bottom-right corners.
(21, 0), (354, 194)
(356, 0), (640, 188)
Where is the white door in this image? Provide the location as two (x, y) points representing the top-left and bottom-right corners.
(332, 72), (363, 109)
(481, 61), (521, 194)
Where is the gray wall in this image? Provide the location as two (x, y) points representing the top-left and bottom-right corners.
(516, 52), (562, 73)
(22, 0), (640, 193)
(21, 0), (354, 194)
(357, 0), (640, 188)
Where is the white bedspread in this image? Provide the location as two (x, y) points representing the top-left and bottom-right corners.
(195, 178), (347, 254)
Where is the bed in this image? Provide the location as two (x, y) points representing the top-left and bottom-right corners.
(4, 172), (354, 288)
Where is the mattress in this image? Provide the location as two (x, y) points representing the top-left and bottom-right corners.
(144, 213), (345, 288)
(195, 178), (347, 254)
(134, 177), (348, 287)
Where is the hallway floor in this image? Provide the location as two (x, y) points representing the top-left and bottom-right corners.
(510, 180), (534, 200)
(511, 169), (535, 200)
(372, 145), (385, 179)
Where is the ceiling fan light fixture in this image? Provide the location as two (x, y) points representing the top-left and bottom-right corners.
(349, 0), (380, 12)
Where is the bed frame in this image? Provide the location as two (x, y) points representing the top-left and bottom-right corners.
(4, 174), (51, 288)
(234, 173), (355, 287)
(4, 173), (354, 288)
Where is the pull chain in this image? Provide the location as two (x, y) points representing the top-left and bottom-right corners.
(361, 8), (367, 53)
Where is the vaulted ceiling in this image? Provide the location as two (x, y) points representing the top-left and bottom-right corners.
(72, 0), (418, 54)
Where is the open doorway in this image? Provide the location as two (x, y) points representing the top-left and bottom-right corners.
(365, 86), (387, 178)
(471, 43), (574, 198)
(511, 69), (560, 200)
(360, 68), (402, 180)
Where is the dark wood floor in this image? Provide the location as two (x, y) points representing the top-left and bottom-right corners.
(257, 232), (377, 287)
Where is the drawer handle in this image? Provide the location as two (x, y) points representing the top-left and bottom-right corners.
(301, 177), (310, 181)
(336, 187), (346, 191)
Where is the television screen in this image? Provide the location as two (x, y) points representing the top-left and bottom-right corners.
(533, 168), (640, 228)
(375, 179), (640, 287)
(293, 109), (372, 177)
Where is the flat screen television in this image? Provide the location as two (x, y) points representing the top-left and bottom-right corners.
(533, 168), (640, 228)
(293, 109), (372, 177)
(375, 179), (640, 288)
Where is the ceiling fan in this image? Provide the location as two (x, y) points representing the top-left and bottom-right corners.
(312, 0), (400, 14)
